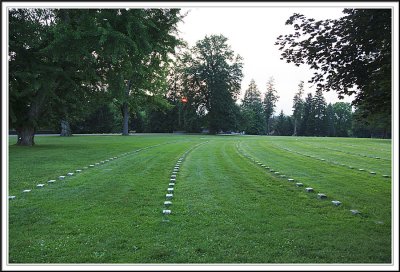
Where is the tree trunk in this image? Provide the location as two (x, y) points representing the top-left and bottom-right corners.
(293, 119), (297, 136)
(121, 80), (132, 136)
(16, 126), (35, 146)
(122, 102), (129, 136)
(60, 120), (72, 136)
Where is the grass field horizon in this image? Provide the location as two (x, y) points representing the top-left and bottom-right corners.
(7, 134), (392, 264)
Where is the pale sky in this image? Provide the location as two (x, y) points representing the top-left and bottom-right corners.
(177, 6), (355, 115)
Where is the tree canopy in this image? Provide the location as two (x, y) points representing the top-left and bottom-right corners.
(275, 9), (391, 120)
(9, 8), (183, 144)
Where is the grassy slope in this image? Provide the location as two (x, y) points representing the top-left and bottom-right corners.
(7, 135), (392, 263)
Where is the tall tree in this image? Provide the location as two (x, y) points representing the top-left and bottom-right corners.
(299, 93), (315, 136)
(184, 35), (244, 133)
(292, 80), (304, 136)
(313, 89), (327, 136)
(332, 102), (353, 137)
(274, 110), (293, 136)
(262, 77), (279, 135)
(9, 9), (100, 145)
(92, 9), (183, 135)
(326, 103), (336, 137)
(275, 9), (391, 122)
(241, 79), (265, 134)
(9, 8), (183, 145)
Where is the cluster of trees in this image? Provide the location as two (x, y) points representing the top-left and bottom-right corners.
(9, 8), (391, 145)
(9, 8), (183, 145)
(275, 8), (391, 138)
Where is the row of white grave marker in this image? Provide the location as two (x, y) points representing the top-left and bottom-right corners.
(235, 143), (360, 215)
(8, 143), (166, 201)
(162, 141), (209, 220)
(309, 144), (390, 162)
(275, 144), (390, 179)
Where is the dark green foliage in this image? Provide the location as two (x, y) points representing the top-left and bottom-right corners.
(292, 81), (304, 136)
(183, 35), (244, 133)
(263, 77), (279, 134)
(240, 79), (265, 135)
(71, 103), (122, 134)
(332, 102), (353, 137)
(276, 9), (391, 122)
(9, 8), (183, 143)
(313, 89), (328, 136)
(274, 110), (294, 136)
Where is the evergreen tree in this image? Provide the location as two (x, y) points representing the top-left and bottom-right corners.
(313, 89), (327, 136)
(299, 93), (315, 136)
(241, 79), (265, 134)
(292, 80), (304, 136)
(274, 110), (294, 136)
(262, 77), (279, 135)
(326, 103), (336, 137)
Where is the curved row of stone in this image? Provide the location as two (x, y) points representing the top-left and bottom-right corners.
(236, 142), (361, 216)
(162, 141), (209, 220)
(294, 141), (390, 162)
(271, 143), (390, 179)
(8, 143), (167, 201)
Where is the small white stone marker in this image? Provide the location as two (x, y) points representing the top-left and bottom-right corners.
(114, 157), (117, 159)
(37, 184), (45, 188)
(350, 209), (361, 215)
(317, 193), (327, 199)
(166, 193), (173, 199)
(288, 178), (294, 182)
(265, 166), (270, 169)
(320, 159), (325, 161)
(274, 172), (280, 174)
(95, 163), (100, 165)
(164, 201), (172, 206)
(100, 161), (105, 164)
(172, 171), (178, 175)
(174, 168), (179, 171)
(382, 175), (390, 178)
(105, 160), (109, 162)
(67, 172), (74, 176)
(89, 165), (95, 167)
(375, 157), (380, 159)
(359, 169), (365, 171)
(22, 189), (31, 193)
(305, 187), (314, 192)
(370, 172), (376, 175)
(83, 166), (88, 169)
(170, 178), (176, 182)
(261, 164), (265, 167)
(59, 176), (66, 180)
(8, 196), (16, 200)
(349, 166), (354, 169)
(295, 183), (303, 187)
(280, 175), (286, 178)
(168, 183), (175, 187)
(171, 175), (176, 179)
(163, 209), (171, 215)
(48, 180), (55, 183)
(167, 188), (174, 193)
(269, 169), (275, 172)
(332, 200), (341, 206)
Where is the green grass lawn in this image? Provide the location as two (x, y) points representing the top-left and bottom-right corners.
(7, 134), (392, 264)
